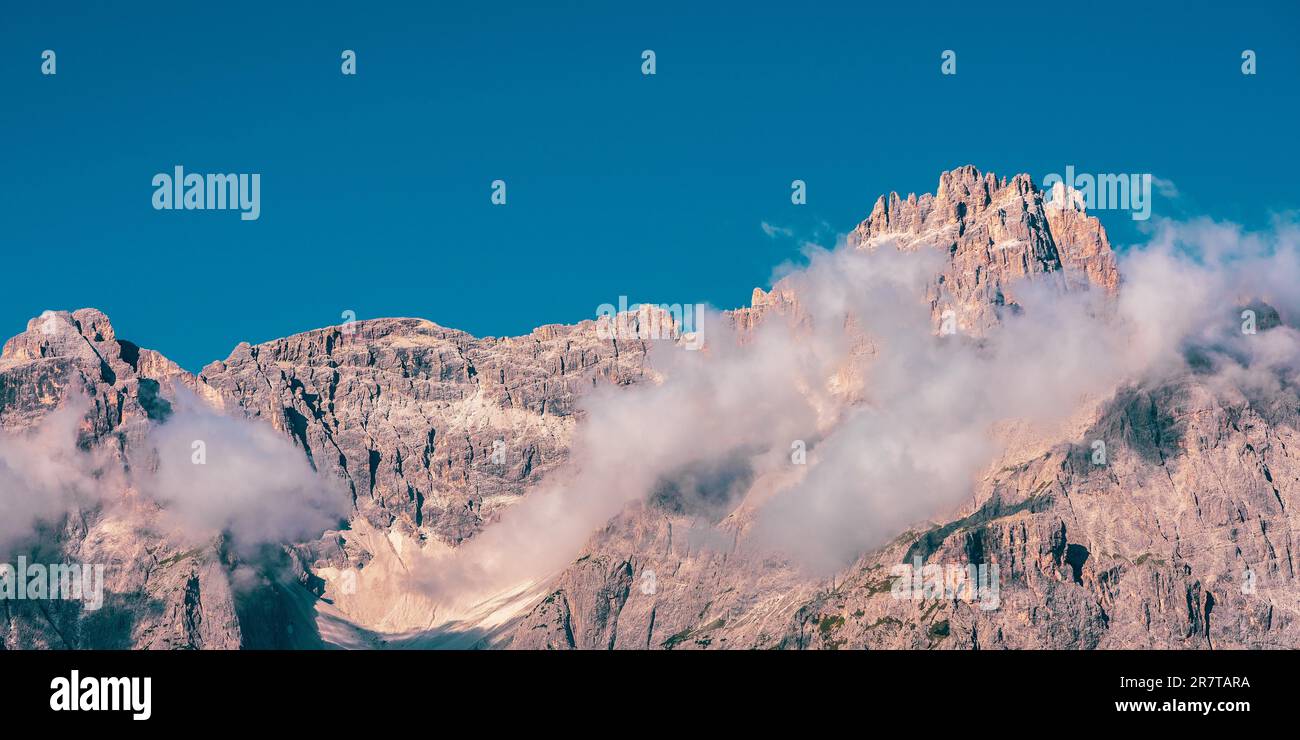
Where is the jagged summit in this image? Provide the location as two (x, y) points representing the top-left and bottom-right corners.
(853, 166), (1118, 335)
(2, 308), (116, 365)
(742, 167), (1120, 337)
(850, 165), (1117, 299)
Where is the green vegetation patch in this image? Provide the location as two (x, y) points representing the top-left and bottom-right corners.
(661, 617), (727, 649)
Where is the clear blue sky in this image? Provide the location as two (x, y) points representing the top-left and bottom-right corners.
(2, 1), (1297, 370)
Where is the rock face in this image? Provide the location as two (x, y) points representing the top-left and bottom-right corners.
(195, 317), (652, 547)
(0, 311), (658, 646)
(2, 166), (1295, 650)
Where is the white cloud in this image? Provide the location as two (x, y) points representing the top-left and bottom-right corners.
(0, 389), (350, 557)
(0, 397), (106, 556)
(1152, 176), (1180, 199)
(761, 221), (794, 239)
(142, 392), (351, 550)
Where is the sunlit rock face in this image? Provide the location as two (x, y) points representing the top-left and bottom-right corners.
(4, 167), (1295, 650)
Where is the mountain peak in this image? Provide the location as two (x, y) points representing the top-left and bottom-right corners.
(844, 166), (1119, 335)
(2, 308), (118, 366)
(0, 308), (191, 414)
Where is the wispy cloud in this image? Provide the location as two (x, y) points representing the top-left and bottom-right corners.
(760, 221), (794, 239)
(0, 390), (350, 558)
(1153, 176), (1180, 199)
(0, 397), (109, 556)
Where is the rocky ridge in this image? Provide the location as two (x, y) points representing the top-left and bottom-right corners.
(3, 166), (1294, 650)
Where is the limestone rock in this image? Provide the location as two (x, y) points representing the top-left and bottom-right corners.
(3, 166), (1293, 652)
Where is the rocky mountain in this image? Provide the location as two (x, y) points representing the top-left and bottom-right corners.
(2, 166), (1295, 650)
(0, 308), (241, 649)
(506, 167), (1298, 650)
(851, 166), (1119, 330)
(0, 308), (656, 647)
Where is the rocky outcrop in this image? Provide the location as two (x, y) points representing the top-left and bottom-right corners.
(194, 316), (654, 546)
(849, 165), (1120, 334)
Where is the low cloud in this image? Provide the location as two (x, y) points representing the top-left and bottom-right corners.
(142, 392), (351, 551)
(0, 398), (107, 557)
(0, 389), (349, 557)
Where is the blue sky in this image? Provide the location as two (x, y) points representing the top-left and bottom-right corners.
(2, 0), (1298, 370)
